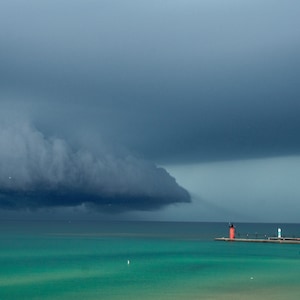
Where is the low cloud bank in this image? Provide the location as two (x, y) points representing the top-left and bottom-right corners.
(0, 122), (190, 212)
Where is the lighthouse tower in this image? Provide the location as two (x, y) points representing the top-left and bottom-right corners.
(229, 223), (235, 239)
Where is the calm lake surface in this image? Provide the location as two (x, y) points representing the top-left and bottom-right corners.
(1, 221), (300, 299)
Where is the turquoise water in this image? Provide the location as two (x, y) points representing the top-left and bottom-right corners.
(1, 221), (300, 299)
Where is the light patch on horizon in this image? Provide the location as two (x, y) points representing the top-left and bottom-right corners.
(132, 156), (300, 222)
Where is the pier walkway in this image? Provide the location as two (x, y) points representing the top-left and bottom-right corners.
(215, 237), (300, 244)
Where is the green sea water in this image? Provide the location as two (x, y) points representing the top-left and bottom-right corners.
(0, 221), (300, 299)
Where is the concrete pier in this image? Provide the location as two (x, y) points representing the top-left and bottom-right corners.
(216, 224), (300, 244)
(215, 237), (300, 244)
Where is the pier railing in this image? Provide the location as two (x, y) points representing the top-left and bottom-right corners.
(236, 232), (300, 239)
(236, 232), (269, 239)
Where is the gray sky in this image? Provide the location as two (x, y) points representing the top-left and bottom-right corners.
(0, 0), (300, 221)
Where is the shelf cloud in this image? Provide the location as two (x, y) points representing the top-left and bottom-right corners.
(0, 122), (190, 212)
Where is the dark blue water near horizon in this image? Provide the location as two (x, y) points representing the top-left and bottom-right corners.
(0, 219), (299, 239)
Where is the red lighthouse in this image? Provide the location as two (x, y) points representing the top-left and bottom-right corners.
(229, 223), (235, 239)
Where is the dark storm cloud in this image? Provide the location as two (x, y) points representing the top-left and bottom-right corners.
(0, 0), (300, 165)
(0, 121), (190, 211)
